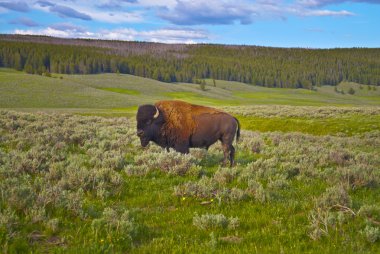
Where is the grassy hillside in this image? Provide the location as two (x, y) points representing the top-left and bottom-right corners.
(1, 69), (379, 113)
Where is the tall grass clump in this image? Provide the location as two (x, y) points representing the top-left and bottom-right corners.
(91, 207), (138, 250)
(125, 149), (198, 176)
(193, 213), (239, 230)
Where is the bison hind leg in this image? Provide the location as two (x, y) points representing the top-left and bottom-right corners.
(220, 131), (236, 167)
(229, 145), (235, 167)
(222, 143), (235, 167)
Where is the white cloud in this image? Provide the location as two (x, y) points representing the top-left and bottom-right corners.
(138, 0), (178, 8)
(303, 9), (354, 16)
(297, 0), (380, 7)
(4, 0), (363, 29)
(157, 0), (357, 25)
(89, 10), (143, 23)
(139, 28), (209, 43)
(159, 0), (256, 25)
(30, 0), (144, 23)
(14, 26), (210, 43)
(15, 28), (70, 37)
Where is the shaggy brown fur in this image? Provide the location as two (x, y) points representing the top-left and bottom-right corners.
(155, 100), (226, 145)
(137, 100), (240, 166)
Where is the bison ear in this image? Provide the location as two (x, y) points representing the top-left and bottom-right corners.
(153, 106), (159, 119)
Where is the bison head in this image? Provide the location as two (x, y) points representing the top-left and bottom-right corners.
(136, 104), (164, 147)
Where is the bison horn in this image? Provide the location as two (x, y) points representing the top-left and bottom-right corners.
(153, 106), (159, 119)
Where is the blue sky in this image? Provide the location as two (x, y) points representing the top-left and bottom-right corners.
(0, 0), (379, 47)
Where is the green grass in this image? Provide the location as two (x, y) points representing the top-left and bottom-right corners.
(238, 114), (380, 136)
(1, 110), (379, 253)
(337, 82), (380, 97)
(233, 88), (380, 106)
(1, 69), (380, 253)
(98, 87), (141, 95)
(164, 91), (239, 106)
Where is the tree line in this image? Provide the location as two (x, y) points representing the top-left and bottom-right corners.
(1, 35), (380, 88)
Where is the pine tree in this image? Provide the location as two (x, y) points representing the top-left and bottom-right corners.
(200, 80), (206, 91)
(348, 87), (355, 95)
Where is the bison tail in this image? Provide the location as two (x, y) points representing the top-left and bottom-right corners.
(234, 117), (240, 143)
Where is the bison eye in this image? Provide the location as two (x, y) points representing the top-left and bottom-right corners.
(137, 130), (144, 137)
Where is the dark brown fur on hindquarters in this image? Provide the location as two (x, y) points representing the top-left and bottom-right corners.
(136, 100), (240, 167)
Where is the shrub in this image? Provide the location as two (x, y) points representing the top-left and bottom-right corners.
(308, 185), (354, 241)
(187, 165), (205, 178)
(193, 213), (239, 230)
(239, 157), (279, 181)
(280, 162), (300, 179)
(1, 176), (36, 212)
(46, 218), (60, 234)
(228, 188), (248, 202)
(174, 176), (219, 199)
(362, 226), (380, 243)
(0, 208), (19, 238)
(197, 80), (206, 91)
(359, 205), (380, 224)
(348, 87), (355, 95)
(308, 208), (351, 241)
(213, 167), (238, 184)
(308, 208), (332, 240)
(267, 177), (289, 190)
(190, 148), (208, 161)
(336, 165), (380, 189)
(91, 207), (138, 246)
(251, 137), (265, 153)
(58, 189), (85, 216)
(127, 150), (196, 176)
(316, 185), (351, 209)
(246, 179), (270, 203)
(27, 206), (46, 223)
(174, 177), (247, 203)
(208, 232), (218, 249)
(43, 71), (51, 77)
(329, 149), (352, 166)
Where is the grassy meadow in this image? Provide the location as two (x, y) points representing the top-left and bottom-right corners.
(1, 68), (380, 111)
(1, 68), (380, 253)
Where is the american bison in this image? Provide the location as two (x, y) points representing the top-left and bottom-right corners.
(136, 100), (240, 166)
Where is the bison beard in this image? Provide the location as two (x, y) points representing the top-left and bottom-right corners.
(136, 100), (240, 167)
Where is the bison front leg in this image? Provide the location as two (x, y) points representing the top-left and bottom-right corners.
(174, 142), (190, 154)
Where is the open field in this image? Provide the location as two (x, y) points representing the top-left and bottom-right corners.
(1, 69), (380, 253)
(1, 69), (380, 112)
(1, 110), (379, 253)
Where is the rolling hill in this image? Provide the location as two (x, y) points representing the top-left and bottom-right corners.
(1, 68), (379, 115)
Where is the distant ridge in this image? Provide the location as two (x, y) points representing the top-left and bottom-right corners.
(0, 34), (189, 56)
(1, 34), (380, 88)
(2, 34), (375, 49)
